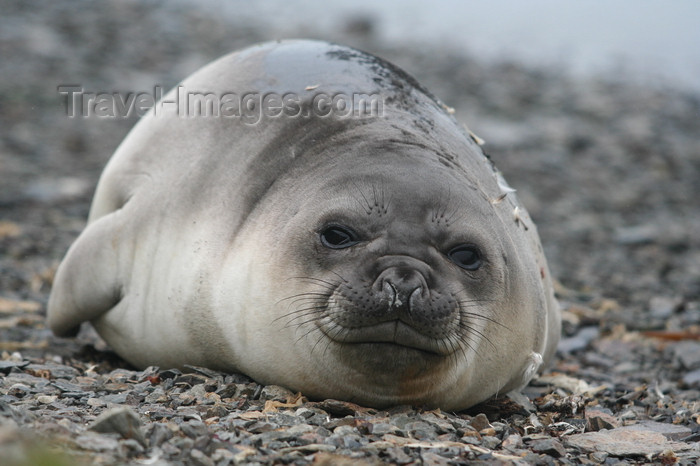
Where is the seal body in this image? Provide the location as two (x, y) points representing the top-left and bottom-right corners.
(48, 40), (560, 410)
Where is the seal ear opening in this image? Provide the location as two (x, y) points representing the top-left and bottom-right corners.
(47, 213), (124, 338)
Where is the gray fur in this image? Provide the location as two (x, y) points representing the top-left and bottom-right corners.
(48, 40), (560, 410)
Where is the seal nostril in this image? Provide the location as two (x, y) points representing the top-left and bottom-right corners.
(382, 280), (398, 308)
(409, 287), (423, 302)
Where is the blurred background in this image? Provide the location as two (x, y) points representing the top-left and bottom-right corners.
(1, 0), (699, 331)
(232, 0), (700, 92)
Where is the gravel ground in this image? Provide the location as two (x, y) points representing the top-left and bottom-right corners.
(1, 1), (699, 464)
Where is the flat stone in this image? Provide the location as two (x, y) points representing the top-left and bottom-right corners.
(459, 435), (481, 446)
(279, 443), (337, 454)
(490, 422), (507, 433)
(284, 423), (315, 437)
(674, 341), (700, 370)
(648, 296), (682, 319)
(312, 399), (367, 417)
(469, 413), (491, 432)
(421, 414), (456, 434)
(502, 433), (523, 450)
(24, 363), (79, 379)
(7, 383), (31, 398)
(211, 449), (236, 463)
(144, 387), (167, 403)
(187, 384), (211, 403)
(74, 432), (121, 452)
(181, 420), (209, 439)
(260, 385), (296, 402)
(682, 368), (700, 387)
(615, 224), (658, 245)
(173, 373), (208, 387)
(51, 379), (85, 393)
(247, 421), (277, 434)
(370, 423), (400, 435)
(121, 438), (145, 457)
(89, 406), (146, 446)
(0, 361), (29, 374)
(565, 427), (692, 457)
(293, 407), (317, 419)
(311, 452), (380, 466)
(148, 422), (174, 447)
(530, 438), (567, 457)
(585, 408), (619, 431)
(205, 405), (228, 419)
(557, 326), (599, 353)
(36, 395), (57, 404)
(102, 393), (128, 404)
(190, 448), (215, 466)
(619, 421), (692, 441)
(1, 373), (48, 389)
(420, 451), (452, 466)
(388, 413), (414, 429)
(158, 369), (182, 380)
(481, 435), (501, 449)
(537, 373), (593, 395)
(267, 413), (304, 427)
(405, 421), (437, 440)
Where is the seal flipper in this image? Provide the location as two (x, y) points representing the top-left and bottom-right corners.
(48, 212), (124, 337)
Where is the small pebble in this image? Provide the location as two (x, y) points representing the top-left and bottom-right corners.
(673, 341), (700, 370)
(469, 413), (491, 432)
(530, 438), (567, 458)
(585, 408), (619, 431)
(89, 406), (146, 446)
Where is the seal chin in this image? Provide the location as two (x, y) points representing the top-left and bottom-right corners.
(318, 319), (459, 357)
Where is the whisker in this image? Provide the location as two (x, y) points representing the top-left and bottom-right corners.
(272, 297), (326, 322)
(459, 311), (511, 332)
(277, 306), (327, 328)
(456, 334), (478, 361)
(456, 322), (497, 352)
(277, 291), (333, 304)
(285, 310), (332, 330)
(310, 322), (336, 355)
(351, 181), (373, 214)
(289, 276), (339, 289)
(321, 323), (348, 358)
(297, 314), (335, 346)
(452, 293), (497, 304)
(384, 189), (393, 212)
(326, 270), (350, 284)
(378, 182), (387, 213)
(276, 296), (329, 314)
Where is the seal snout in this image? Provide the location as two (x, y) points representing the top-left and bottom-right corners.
(374, 266), (429, 318)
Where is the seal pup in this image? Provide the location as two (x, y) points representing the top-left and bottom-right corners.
(48, 40), (560, 410)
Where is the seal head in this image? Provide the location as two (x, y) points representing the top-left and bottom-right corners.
(48, 40), (560, 410)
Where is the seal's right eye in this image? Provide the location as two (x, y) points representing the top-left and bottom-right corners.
(320, 225), (359, 249)
(447, 244), (483, 271)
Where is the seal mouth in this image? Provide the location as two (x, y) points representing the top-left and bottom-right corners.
(319, 319), (458, 356)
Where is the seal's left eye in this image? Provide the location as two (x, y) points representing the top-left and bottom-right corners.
(320, 225), (359, 249)
(447, 244), (482, 271)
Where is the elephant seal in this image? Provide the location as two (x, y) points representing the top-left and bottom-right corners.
(48, 40), (560, 410)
